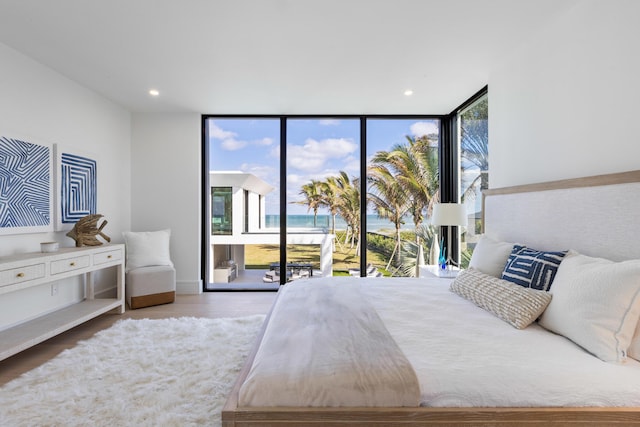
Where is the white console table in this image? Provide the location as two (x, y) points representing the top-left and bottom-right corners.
(0, 244), (125, 361)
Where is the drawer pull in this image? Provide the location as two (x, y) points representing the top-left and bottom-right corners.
(16, 272), (25, 278)
(70, 262), (76, 266)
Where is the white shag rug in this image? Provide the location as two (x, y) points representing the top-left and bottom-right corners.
(0, 315), (265, 427)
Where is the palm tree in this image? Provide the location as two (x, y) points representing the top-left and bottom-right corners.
(331, 172), (361, 253)
(322, 176), (340, 237)
(460, 98), (489, 202)
(400, 224), (436, 277)
(296, 172), (361, 254)
(367, 157), (409, 269)
(380, 136), (439, 240)
(295, 180), (324, 227)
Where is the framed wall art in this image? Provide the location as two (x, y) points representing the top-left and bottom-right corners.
(54, 145), (97, 231)
(0, 135), (53, 234)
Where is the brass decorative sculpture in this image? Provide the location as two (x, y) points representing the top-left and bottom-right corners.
(66, 214), (111, 247)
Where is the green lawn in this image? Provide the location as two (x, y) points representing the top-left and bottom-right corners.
(244, 233), (388, 275)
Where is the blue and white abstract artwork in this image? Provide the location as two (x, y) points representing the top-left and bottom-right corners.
(0, 136), (53, 234)
(57, 150), (97, 231)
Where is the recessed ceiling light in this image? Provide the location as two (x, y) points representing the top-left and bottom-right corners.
(149, 89), (160, 96)
(404, 89), (414, 96)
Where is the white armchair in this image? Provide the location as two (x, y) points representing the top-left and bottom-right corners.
(122, 229), (176, 309)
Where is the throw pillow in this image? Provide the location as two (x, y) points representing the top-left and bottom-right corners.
(468, 235), (515, 278)
(122, 229), (173, 271)
(501, 246), (566, 291)
(450, 268), (552, 329)
(538, 251), (640, 363)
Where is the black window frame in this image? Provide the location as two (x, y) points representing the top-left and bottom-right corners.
(201, 90), (487, 289)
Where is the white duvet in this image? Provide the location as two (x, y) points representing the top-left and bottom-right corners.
(240, 277), (640, 408)
(363, 277), (640, 407)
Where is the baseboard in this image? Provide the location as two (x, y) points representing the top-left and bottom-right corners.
(100, 281), (202, 296)
(176, 280), (203, 295)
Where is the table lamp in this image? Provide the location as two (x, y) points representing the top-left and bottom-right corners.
(430, 203), (467, 268)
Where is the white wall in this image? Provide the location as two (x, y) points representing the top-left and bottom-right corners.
(489, 0), (640, 188)
(0, 42), (131, 328)
(130, 113), (202, 294)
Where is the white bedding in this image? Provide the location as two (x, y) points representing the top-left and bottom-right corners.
(238, 276), (640, 408)
(361, 277), (640, 407)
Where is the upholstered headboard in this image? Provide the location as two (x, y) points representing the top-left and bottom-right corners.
(483, 170), (640, 262)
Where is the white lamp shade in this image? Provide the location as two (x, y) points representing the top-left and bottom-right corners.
(430, 203), (467, 226)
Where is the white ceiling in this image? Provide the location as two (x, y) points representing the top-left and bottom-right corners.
(0, 0), (577, 114)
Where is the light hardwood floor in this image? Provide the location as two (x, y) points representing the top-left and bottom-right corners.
(0, 291), (278, 386)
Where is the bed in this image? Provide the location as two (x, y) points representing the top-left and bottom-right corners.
(222, 169), (640, 426)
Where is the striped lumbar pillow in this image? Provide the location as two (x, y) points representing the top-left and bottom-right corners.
(451, 268), (552, 329)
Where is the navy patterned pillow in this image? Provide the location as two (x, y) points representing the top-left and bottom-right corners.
(501, 246), (567, 291)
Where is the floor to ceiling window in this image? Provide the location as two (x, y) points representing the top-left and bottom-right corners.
(366, 118), (440, 277)
(202, 91), (487, 289)
(205, 118), (281, 290)
(286, 119), (361, 280)
(457, 88), (489, 266)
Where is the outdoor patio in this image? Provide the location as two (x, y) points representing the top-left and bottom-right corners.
(207, 267), (322, 291)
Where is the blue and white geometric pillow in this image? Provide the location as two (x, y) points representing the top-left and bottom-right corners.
(501, 246), (567, 291)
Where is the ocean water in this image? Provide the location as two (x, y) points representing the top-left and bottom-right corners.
(265, 214), (416, 232)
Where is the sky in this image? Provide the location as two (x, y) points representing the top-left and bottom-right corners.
(207, 118), (440, 215)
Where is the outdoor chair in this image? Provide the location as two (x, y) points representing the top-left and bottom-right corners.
(262, 270), (278, 283)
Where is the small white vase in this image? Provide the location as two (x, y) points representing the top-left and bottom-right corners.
(429, 234), (440, 265)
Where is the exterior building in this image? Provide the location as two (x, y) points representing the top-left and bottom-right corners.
(209, 171), (334, 285)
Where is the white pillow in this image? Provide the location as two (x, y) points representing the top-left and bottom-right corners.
(468, 235), (515, 277)
(122, 229), (173, 271)
(538, 251), (640, 363)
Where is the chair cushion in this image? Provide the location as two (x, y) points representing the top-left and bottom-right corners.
(126, 265), (176, 298)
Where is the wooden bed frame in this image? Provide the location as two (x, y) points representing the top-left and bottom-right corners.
(222, 169), (640, 426)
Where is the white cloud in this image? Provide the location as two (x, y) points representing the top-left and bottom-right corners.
(255, 137), (274, 146)
(269, 144), (280, 159)
(220, 137), (273, 151)
(288, 138), (358, 173)
(221, 138), (247, 151)
(209, 123), (237, 140)
(319, 119), (340, 126)
(410, 121), (439, 138)
(210, 123), (273, 150)
(342, 156), (361, 173)
(287, 174), (304, 187)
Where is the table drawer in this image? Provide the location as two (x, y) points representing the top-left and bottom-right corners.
(93, 249), (122, 265)
(50, 255), (90, 275)
(0, 263), (46, 287)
